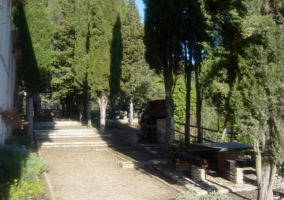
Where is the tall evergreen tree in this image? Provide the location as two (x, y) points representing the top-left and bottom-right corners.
(16, 0), (53, 94)
(144, 0), (185, 152)
(88, 0), (125, 134)
(181, 0), (208, 143)
(51, 0), (77, 117)
(121, 0), (150, 124)
(14, 0), (53, 141)
(72, 0), (93, 126)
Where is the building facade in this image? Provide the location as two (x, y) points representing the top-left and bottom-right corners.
(0, 0), (17, 144)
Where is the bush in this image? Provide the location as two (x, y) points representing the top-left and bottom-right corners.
(176, 191), (232, 200)
(0, 180), (47, 200)
(5, 136), (32, 150)
(165, 140), (193, 161)
(0, 145), (48, 199)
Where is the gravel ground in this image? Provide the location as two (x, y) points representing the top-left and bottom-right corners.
(40, 147), (185, 200)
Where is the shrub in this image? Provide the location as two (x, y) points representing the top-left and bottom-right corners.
(5, 136), (32, 150)
(0, 145), (48, 199)
(165, 140), (193, 161)
(0, 180), (47, 200)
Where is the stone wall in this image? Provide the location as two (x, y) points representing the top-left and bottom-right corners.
(0, 0), (14, 144)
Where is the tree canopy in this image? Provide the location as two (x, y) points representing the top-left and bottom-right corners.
(14, 0), (53, 94)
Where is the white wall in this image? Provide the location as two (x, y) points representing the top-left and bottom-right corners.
(0, 0), (15, 144)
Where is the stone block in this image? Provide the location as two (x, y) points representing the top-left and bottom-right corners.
(191, 165), (206, 182)
(227, 168), (243, 184)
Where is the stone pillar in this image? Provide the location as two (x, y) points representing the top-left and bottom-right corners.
(218, 151), (241, 175)
(191, 165), (206, 182)
(227, 168), (243, 184)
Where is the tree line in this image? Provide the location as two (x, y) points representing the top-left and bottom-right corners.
(13, 0), (164, 134)
(13, 0), (284, 198)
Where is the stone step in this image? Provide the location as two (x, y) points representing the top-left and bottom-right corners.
(34, 121), (82, 127)
(35, 133), (111, 138)
(34, 129), (97, 138)
(36, 137), (108, 143)
(38, 141), (112, 148)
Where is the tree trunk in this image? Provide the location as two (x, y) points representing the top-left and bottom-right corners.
(257, 117), (278, 200)
(26, 94), (34, 142)
(163, 69), (173, 153)
(60, 97), (66, 117)
(85, 88), (91, 126)
(129, 97), (133, 125)
(97, 92), (108, 134)
(195, 64), (203, 143)
(257, 160), (276, 200)
(184, 43), (192, 144)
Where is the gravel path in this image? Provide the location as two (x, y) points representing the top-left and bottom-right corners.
(40, 147), (184, 200)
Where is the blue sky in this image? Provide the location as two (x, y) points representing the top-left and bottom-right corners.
(135, 0), (144, 22)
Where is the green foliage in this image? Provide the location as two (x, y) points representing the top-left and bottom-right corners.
(172, 76), (186, 127)
(5, 137), (32, 150)
(120, 0), (145, 94)
(14, 0), (53, 93)
(0, 146), (48, 199)
(0, 180), (47, 200)
(88, 0), (124, 94)
(172, 76), (196, 129)
(176, 191), (232, 200)
(51, 0), (76, 99)
(200, 0), (284, 197)
(144, 0), (186, 75)
(165, 140), (193, 161)
(21, 153), (48, 182)
(119, 0), (157, 110)
(133, 73), (165, 111)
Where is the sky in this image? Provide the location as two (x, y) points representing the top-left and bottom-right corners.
(135, 0), (144, 22)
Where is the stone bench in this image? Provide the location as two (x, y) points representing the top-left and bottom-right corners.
(184, 149), (218, 171)
(225, 158), (256, 184)
(176, 152), (209, 182)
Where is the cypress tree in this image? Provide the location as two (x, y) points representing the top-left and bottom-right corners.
(87, 0), (125, 134)
(72, 0), (93, 126)
(51, 0), (76, 117)
(121, 0), (148, 124)
(14, 0), (53, 141)
(144, 0), (185, 152)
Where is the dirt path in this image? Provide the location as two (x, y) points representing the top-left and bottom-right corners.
(40, 147), (185, 200)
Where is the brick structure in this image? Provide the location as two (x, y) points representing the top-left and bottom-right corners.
(191, 165), (206, 182)
(176, 160), (206, 182)
(140, 100), (169, 143)
(218, 151), (241, 175)
(227, 168), (243, 184)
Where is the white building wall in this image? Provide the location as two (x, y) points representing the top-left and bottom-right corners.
(0, 0), (15, 144)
